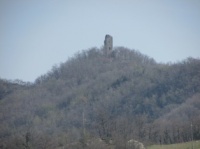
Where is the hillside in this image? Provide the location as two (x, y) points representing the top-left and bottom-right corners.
(0, 47), (200, 149)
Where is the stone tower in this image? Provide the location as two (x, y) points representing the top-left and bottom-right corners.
(104, 34), (113, 55)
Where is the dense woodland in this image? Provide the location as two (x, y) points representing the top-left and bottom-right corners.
(0, 47), (200, 149)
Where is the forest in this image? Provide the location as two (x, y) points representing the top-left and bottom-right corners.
(0, 47), (200, 149)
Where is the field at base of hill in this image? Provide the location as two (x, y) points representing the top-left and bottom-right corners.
(147, 141), (200, 149)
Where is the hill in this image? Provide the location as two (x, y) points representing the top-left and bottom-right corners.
(0, 47), (200, 149)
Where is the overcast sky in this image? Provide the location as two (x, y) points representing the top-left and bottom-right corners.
(1, 0), (200, 82)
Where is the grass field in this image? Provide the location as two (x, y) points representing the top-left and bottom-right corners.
(147, 141), (200, 149)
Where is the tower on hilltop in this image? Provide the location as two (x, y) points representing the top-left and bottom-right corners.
(104, 34), (113, 55)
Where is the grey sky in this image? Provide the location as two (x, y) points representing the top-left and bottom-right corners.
(0, 0), (200, 82)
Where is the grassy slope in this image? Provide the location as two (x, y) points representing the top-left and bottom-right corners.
(147, 141), (200, 149)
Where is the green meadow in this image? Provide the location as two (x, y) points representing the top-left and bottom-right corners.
(147, 141), (200, 149)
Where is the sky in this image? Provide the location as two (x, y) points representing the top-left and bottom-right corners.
(0, 0), (200, 82)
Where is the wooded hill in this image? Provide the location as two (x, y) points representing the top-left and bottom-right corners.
(0, 47), (200, 149)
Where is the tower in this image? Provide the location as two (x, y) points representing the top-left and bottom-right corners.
(104, 34), (113, 55)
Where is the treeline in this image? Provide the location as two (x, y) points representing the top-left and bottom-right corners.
(0, 79), (32, 100)
(0, 47), (200, 149)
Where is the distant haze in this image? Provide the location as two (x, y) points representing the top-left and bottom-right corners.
(1, 0), (200, 82)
